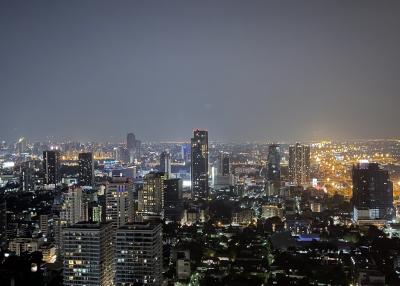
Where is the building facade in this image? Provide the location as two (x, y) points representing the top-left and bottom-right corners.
(78, 152), (94, 187)
(63, 222), (113, 286)
(138, 172), (166, 218)
(191, 129), (209, 200)
(288, 143), (310, 186)
(43, 150), (61, 185)
(267, 144), (281, 182)
(105, 177), (134, 228)
(160, 151), (172, 178)
(352, 162), (395, 222)
(115, 222), (163, 286)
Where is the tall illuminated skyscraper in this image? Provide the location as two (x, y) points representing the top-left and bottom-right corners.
(78, 152), (94, 187)
(267, 144), (281, 182)
(43, 150), (61, 185)
(105, 177), (134, 228)
(63, 222), (113, 286)
(352, 162), (395, 222)
(160, 151), (171, 178)
(191, 129), (209, 200)
(288, 143), (310, 186)
(138, 172), (166, 218)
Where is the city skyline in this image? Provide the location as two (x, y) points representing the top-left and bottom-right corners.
(1, 1), (400, 285)
(1, 1), (400, 142)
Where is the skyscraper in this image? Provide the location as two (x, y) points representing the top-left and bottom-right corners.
(127, 132), (141, 163)
(127, 132), (136, 163)
(267, 144), (281, 182)
(114, 146), (129, 164)
(219, 152), (230, 176)
(191, 129), (209, 200)
(352, 162), (395, 222)
(78, 152), (94, 187)
(288, 143), (310, 186)
(135, 139), (141, 159)
(63, 222), (113, 286)
(126, 132), (136, 150)
(138, 172), (166, 218)
(19, 160), (41, 191)
(115, 222), (163, 286)
(43, 150), (61, 185)
(105, 177), (134, 228)
(16, 137), (27, 154)
(60, 186), (86, 225)
(164, 178), (183, 222)
(160, 151), (172, 178)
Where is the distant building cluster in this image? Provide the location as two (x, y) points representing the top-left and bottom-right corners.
(0, 134), (399, 285)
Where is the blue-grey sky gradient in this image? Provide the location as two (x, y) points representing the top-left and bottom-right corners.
(1, 0), (399, 142)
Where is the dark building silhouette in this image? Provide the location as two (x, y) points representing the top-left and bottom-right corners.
(78, 152), (94, 187)
(219, 152), (230, 176)
(126, 132), (136, 150)
(164, 178), (183, 222)
(43, 150), (61, 185)
(267, 144), (281, 181)
(191, 129), (209, 200)
(0, 199), (6, 241)
(352, 162), (395, 221)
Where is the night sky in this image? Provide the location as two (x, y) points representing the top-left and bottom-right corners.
(1, 1), (399, 142)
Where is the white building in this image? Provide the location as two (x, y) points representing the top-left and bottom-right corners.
(105, 177), (134, 228)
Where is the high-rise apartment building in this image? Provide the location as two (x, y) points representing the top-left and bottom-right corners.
(78, 152), (94, 187)
(105, 177), (134, 228)
(138, 172), (166, 218)
(60, 186), (86, 225)
(43, 150), (61, 185)
(39, 214), (52, 238)
(191, 129), (209, 200)
(288, 143), (310, 186)
(164, 178), (183, 222)
(63, 222), (113, 286)
(19, 160), (41, 191)
(160, 151), (172, 178)
(115, 222), (162, 286)
(352, 162), (395, 222)
(267, 144), (281, 182)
